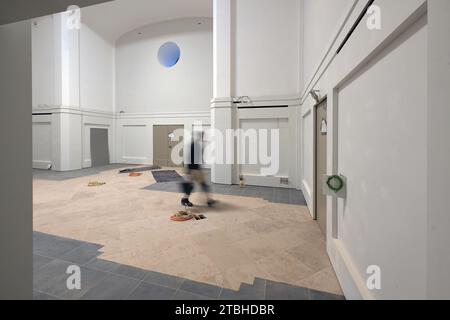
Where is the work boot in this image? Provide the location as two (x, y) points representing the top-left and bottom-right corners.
(181, 198), (194, 207)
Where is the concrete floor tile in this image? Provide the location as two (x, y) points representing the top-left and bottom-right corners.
(143, 271), (184, 289)
(60, 243), (103, 265)
(127, 282), (176, 300)
(114, 265), (149, 281)
(33, 254), (54, 272)
(179, 279), (222, 299)
(309, 289), (345, 300)
(33, 232), (84, 259)
(220, 278), (266, 300)
(34, 291), (61, 300)
(34, 259), (109, 300)
(172, 290), (214, 300)
(81, 273), (140, 300)
(299, 267), (344, 296)
(266, 281), (309, 300)
(84, 258), (121, 273)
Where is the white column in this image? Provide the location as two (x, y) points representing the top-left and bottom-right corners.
(211, 0), (235, 184)
(51, 11), (83, 171)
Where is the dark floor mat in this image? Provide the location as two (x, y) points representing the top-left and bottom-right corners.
(152, 170), (185, 183)
(119, 166), (161, 174)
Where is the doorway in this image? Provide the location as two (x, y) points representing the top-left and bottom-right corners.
(153, 125), (184, 167)
(90, 128), (110, 167)
(315, 98), (327, 235)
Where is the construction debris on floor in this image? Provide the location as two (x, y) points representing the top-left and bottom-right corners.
(171, 211), (194, 222)
(129, 173), (143, 177)
(119, 166), (161, 174)
(170, 210), (207, 222)
(88, 181), (106, 187)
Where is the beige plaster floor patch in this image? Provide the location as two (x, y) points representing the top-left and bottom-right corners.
(33, 167), (343, 295)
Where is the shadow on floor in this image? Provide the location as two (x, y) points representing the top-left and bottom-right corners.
(33, 232), (344, 301)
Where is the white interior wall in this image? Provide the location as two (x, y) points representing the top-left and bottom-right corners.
(32, 10), (115, 170)
(32, 15), (55, 108)
(115, 18), (213, 165)
(302, 0), (355, 86)
(116, 18), (213, 114)
(233, 0), (301, 97)
(212, 0), (301, 189)
(32, 15), (213, 170)
(300, 0), (432, 299)
(116, 113), (210, 165)
(337, 16), (427, 299)
(79, 13), (115, 166)
(80, 22), (114, 112)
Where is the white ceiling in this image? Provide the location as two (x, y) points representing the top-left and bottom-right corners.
(81, 0), (213, 43)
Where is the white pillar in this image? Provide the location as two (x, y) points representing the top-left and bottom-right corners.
(51, 11), (83, 171)
(211, 0), (235, 184)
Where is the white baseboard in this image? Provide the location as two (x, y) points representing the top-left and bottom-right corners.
(120, 157), (150, 165)
(328, 239), (373, 300)
(83, 160), (92, 168)
(33, 160), (52, 170)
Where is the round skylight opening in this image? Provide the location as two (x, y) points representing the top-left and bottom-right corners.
(158, 42), (181, 68)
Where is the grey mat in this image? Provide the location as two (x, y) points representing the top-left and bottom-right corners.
(152, 170), (185, 183)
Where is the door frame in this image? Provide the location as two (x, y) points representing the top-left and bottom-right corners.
(313, 96), (328, 221)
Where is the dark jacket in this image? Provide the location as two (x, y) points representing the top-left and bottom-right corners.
(187, 140), (201, 171)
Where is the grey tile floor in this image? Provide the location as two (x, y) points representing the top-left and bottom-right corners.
(145, 170), (307, 206)
(33, 232), (344, 301)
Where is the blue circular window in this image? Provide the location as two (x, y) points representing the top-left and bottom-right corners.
(158, 42), (181, 68)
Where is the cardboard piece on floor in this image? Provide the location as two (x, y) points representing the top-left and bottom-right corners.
(129, 173), (143, 177)
(88, 181), (106, 187)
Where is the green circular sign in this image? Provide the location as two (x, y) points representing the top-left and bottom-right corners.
(327, 175), (344, 192)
